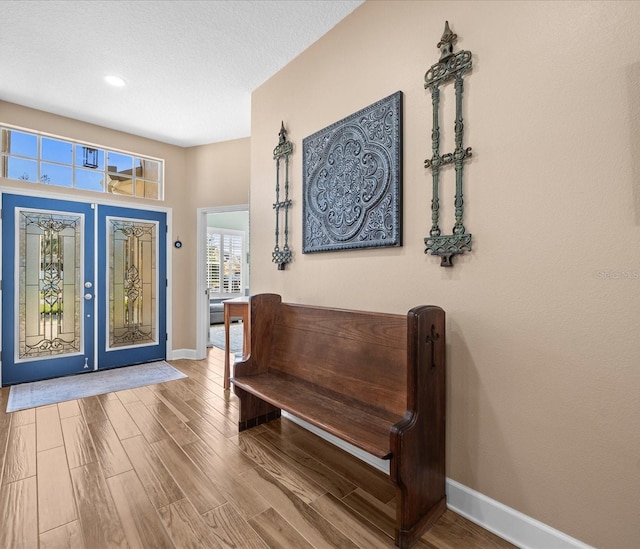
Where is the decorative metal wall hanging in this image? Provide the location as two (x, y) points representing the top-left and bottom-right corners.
(424, 22), (473, 267)
(272, 122), (293, 270)
(302, 91), (402, 253)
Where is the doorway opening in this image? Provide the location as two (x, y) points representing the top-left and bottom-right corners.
(196, 205), (249, 360)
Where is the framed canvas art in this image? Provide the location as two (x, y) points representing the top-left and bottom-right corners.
(302, 91), (402, 253)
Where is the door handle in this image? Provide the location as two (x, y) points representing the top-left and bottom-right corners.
(84, 293), (93, 300)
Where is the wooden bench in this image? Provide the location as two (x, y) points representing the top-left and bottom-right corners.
(230, 293), (446, 548)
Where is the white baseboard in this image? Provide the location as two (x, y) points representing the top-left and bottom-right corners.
(282, 412), (391, 473)
(447, 479), (593, 549)
(282, 412), (592, 549)
(168, 348), (200, 360)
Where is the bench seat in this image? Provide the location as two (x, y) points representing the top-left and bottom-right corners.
(230, 294), (446, 549)
(232, 370), (402, 458)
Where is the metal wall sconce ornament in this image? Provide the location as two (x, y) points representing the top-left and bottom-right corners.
(272, 122), (293, 270)
(424, 22), (473, 267)
(302, 91), (402, 253)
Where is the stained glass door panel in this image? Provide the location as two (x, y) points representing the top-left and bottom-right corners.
(2, 194), (95, 385)
(97, 205), (166, 368)
(20, 211), (81, 358)
(108, 218), (157, 348)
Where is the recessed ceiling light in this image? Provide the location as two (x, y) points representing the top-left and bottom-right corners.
(104, 75), (127, 87)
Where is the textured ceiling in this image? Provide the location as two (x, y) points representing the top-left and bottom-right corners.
(0, 0), (363, 146)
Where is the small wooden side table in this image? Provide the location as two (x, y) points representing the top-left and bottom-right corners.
(223, 296), (250, 390)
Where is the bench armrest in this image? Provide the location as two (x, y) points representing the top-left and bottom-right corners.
(233, 293), (282, 378)
(390, 305), (446, 548)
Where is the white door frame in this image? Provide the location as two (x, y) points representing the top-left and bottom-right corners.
(195, 204), (249, 360)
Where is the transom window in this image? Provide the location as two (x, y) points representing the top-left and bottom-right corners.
(0, 125), (163, 200)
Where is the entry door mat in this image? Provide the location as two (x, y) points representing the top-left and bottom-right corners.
(6, 361), (187, 413)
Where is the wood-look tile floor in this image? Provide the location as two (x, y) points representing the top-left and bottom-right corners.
(0, 347), (515, 548)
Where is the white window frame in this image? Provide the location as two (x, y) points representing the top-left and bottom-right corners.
(0, 124), (164, 200)
(206, 227), (246, 299)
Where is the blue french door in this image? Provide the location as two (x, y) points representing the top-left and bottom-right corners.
(1, 194), (166, 385)
(1, 194), (95, 385)
(97, 205), (166, 369)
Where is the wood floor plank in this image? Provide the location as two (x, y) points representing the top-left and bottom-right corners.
(186, 416), (257, 475)
(420, 509), (516, 549)
(248, 507), (315, 549)
(186, 396), (238, 437)
(122, 399), (169, 444)
(183, 396), (227, 428)
(144, 382), (165, 394)
(36, 404), (64, 451)
(0, 396), (11, 486)
(37, 445), (77, 533)
(256, 428), (357, 499)
(2, 422), (36, 484)
(202, 502), (269, 549)
(204, 371), (224, 385)
(40, 520), (86, 549)
(204, 393), (239, 418)
(58, 399), (82, 419)
(146, 399), (199, 446)
(61, 415), (98, 469)
(159, 497), (225, 548)
(39, 520), (84, 549)
(174, 363), (224, 395)
(0, 386), (9, 413)
(285, 422), (396, 504)
(178, 354), (225, 382)
(220, 387), (239, 408)
(182, 438), (270, 519)
(115, 389), (139, 404)
(238, 430), (327, 505)
(107, 469), (174, 549)
(194, 397), (238, 437)
(0, 386), (10, 411)
(70, 461), (127, 548)
(86, 419), (133, 478)
(157, 387), (202, 422)
(180, 376), (218, 400)
(152, 436), (226, 514)
(342, 487), (396, 537)
(311, 492), (394, 548)
(131, 385), (160, 405)
(159, 377), (198, 401)
(121, 435), (184, 509)
(0, 477), (38, 548)
(100, 397), (142, 441)
(79, 396), (107, 424)
(242, 465), (358, 548)
(10, 407), (36, 426)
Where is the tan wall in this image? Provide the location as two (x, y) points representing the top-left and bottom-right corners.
(250, 1), (640, 546)
(179, 138), (250, 351)
(0, 101), (250, 351)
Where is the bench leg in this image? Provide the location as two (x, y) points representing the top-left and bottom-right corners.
(395, 496), (446, 548)
(233, 386), (281, 431)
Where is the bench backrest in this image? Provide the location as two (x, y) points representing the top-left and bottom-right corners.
(250, 294), (408, 420)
